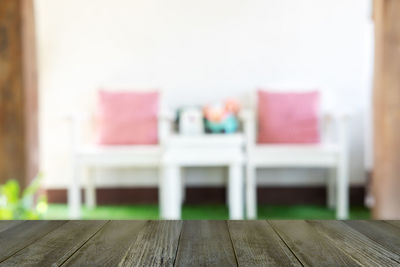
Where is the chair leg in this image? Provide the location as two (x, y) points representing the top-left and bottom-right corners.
(336, 161), (349, 219)
(180, 168), (185, 205)
(327, 168), (336, 209)
(85, 167), (96, 209)
(229, 163), (243, 219)
(160, 165), (182, 219)
(246, 164), (257, 219)
(68, 162), (81, 219)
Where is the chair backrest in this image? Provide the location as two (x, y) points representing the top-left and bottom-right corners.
(78, 86), (169, 146)
(250, 82), (335, 113)
(243, 83), (333, 147)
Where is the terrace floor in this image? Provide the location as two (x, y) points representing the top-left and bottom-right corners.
(44, 204), (370, 220)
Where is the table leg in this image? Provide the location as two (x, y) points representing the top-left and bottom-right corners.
(160, 165), (182, 219)
(229, 164), (243, 220)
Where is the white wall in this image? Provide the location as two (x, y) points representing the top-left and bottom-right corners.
(35, 0), (373, 189)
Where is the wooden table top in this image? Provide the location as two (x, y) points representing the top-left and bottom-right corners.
(0, 220), (399, 266)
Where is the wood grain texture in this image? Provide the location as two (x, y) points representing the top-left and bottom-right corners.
(21, 0), (38, 184)
(0, 220), (66, 263)
(309, 220), (400, 266)
(373, 0), (400, 219)
(0, 220), (107, 267)
(228, 220), (301, 266)
(0, 0), (38, 187)
(118, 221), (182, 267)
(269, 220), (359, 266)
(174, 221), (237, 267)
(62, 220), (147, 267)
(0, 0), (25, 185)
(0, 221), (24, 233)
(0, 220), (398, 266)
(344, 220), (400, 255)
(385, 220), (400, 228)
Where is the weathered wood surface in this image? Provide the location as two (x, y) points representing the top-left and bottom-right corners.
(0, 0), (38, 187)
(228, 220), (301, 266)
(0, 221), (106, 267)
(269, 220), (359, 266)
(344, 220), (400, 255)
(174, 221), (237, 267)
(0, 220), (398, 266)
(309, 220), (400, 266)
(118, 221), (182, 267)
(0, 221), (66, 262)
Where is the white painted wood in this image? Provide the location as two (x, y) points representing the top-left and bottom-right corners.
(229, 163), (244, 219)
(85, 167), (96, 209)
(181, 169), (186, 204)
(162, 134), (245, 219)
(68, 163), (81, 219)
(337, 116), (349, 219)
(327, 168), (336, 209)
(66, 90), (174, 219)
(246, 163), (257, 219)
(160, 164), (182, 219)
(68, 113), (81, 219)
(241, 87), (351, 220)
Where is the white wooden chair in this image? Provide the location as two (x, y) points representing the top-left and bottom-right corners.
(240, 85), (350, 219)
(66, 89), (173, 219)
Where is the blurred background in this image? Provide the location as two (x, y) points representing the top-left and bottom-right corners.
(1, 0), (398, 220)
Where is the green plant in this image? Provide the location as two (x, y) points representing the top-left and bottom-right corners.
(0, 173), (48, 220)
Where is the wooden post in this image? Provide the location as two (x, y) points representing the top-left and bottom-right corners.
(0, 0), (38, 188)
(372, 0), (400, 219)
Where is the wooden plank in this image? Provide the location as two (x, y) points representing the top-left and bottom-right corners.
(0, 220), (107, 266)
(228, 220), (301, 266)
(174, 221), (237, 267)
(0, 220), (66, 262)
(344, 220), (400, 255)
(62, 220), (147, 266)
(309, 220), (400, 266)
(385, 220), (400, 229)
(0, 221), (24, 233)
(269, 220), (359, 266)
(118, 221), (182, 266)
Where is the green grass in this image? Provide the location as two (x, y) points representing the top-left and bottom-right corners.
(44, 204), (370, 220)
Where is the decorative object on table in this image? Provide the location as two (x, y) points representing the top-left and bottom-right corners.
(203, 98), (240, 133)
(178, 107), (204, 135)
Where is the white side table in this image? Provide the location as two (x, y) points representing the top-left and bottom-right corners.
(160, 134), (244, 219)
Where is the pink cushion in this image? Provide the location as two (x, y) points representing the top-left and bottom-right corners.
(96, 90), (159, 145)
(257, 90), (320, 144)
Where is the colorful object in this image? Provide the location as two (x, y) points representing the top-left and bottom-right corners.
(203, 99), (240, 133)
(179, 107), (204, 135)
(257, 90), (320, 144)
(96, 90), (159, 145)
